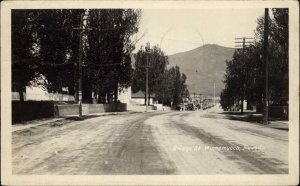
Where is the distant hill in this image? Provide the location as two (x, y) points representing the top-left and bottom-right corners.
(168, 44), (235, 97)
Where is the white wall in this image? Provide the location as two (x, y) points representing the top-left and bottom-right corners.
(131, 98), (154, 105)
(13, 86), (74, 101)
(118, 87), (132, 105)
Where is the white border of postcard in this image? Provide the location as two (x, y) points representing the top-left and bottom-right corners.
(1, 0), (299, 185)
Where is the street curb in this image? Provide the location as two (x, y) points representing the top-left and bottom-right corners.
(12, 111), (138, 132)
(12, 118), (65, 132)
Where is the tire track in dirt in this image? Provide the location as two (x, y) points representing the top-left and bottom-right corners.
(171, 112), (288, 174)
(94, 112), (176, 174)
(13, 114), (139, 174)
(13, 112), (176, 174)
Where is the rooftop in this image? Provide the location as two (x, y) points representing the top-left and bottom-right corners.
(131, 90), (155, 98)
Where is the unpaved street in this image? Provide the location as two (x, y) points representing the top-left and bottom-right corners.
(12, 107), (288, 174)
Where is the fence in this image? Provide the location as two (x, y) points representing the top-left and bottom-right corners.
(12, 102), (127, 123)
(55, 103), (127, 116)
(12, 92), (75, 101)
(12, 101), (56, 123)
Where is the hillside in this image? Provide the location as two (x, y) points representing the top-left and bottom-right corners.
(168, 44), (235, 97)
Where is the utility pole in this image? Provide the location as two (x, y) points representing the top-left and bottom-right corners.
(213, 81), (215, 107)
(145, 54), (150, 112)
(235, 37), (254, 114)
(72, 10), (132, 116)
(76, 13), (84, 118)
(263, 8), (269, 124)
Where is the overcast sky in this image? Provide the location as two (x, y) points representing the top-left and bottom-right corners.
(133, 9), (265, 55)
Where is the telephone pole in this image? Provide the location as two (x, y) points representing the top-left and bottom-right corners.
(72, 10), (133, 116)
(263, 8), (269, 124)
(74, 12), (85, 118)
(145, 54), (150, 112)
(213, 81), (216, 106)
(234, 37), (254, 114)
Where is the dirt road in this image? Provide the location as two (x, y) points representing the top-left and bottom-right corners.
(12, 107), (288, 174)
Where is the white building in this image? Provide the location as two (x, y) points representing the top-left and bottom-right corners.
(118, 87), (132, 105)
(131, 90), (155, 105)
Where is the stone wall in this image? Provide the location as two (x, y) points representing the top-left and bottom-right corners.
(55, 103), (127, 116)
(12, 101), (127, 123)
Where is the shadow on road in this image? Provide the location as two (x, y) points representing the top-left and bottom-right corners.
(214, 111), (288, 131)
(220, 112), (262, 123)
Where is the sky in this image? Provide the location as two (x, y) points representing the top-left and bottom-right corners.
(133, 8), (265, 55)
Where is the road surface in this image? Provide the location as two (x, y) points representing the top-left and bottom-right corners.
(12, 106), (288, 174)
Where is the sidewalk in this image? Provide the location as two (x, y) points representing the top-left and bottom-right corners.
(12, 111), (138, 132)
(220, 110), (289, 130)
(12, 118), (65, 132)
(208, 104), (289, 131)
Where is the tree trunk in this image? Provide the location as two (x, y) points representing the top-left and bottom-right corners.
(148, 91), (150, 106)
(241, 98), (244, 114)
(114, 83), (118, 102)
(246, 97), (252, 110)
(19, 90), (24, 102)
(18, 85), (25, 102)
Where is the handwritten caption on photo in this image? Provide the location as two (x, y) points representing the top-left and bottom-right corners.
(172, 145), (265, 152)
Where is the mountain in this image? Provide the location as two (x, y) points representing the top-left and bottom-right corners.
(168, 44), (235, 97)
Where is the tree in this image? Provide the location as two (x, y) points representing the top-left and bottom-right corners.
(85, 9), (141, 103)
(36, 9), (84, 95)
(155, 65), (188, 107)
(12, 9), (141, 104)
(166, 66), (188, 107)
(132, 43), (168, 105)
(221, 8), (289, 113)
(269, 8), (288, 105)
(12, 10), (42, 101)
(222, 45), (263, 113)
(12, 9), (84, 101)
(254, 9), (288, 106)
(222, 51), (247, 113)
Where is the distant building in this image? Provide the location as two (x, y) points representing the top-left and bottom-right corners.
(131, 90), (156, 105)
(12, 86), (75, 101)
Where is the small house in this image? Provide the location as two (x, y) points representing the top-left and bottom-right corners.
(131, 90), (156, 105)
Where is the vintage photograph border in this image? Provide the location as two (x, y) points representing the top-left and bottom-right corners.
(1, 0), (299, 185)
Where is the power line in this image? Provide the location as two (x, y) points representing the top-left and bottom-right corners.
(149, 33), (204, 45)
(234, 37), (254, 49)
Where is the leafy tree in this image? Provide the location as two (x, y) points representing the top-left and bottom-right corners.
(36, 9), (84, 95)
(132, 43), (168, 105)
(269, 8), (288, 105)
(85, 9), (141, 103)
(12, 10), (42, 101)
(222, 51), (247, 113)
(167, 66), (188, 107)
(12, 9), (140, 104)
(254, 9), (288, 106)
(221, 8), (288, 113)
(12, 9), (84, 101)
